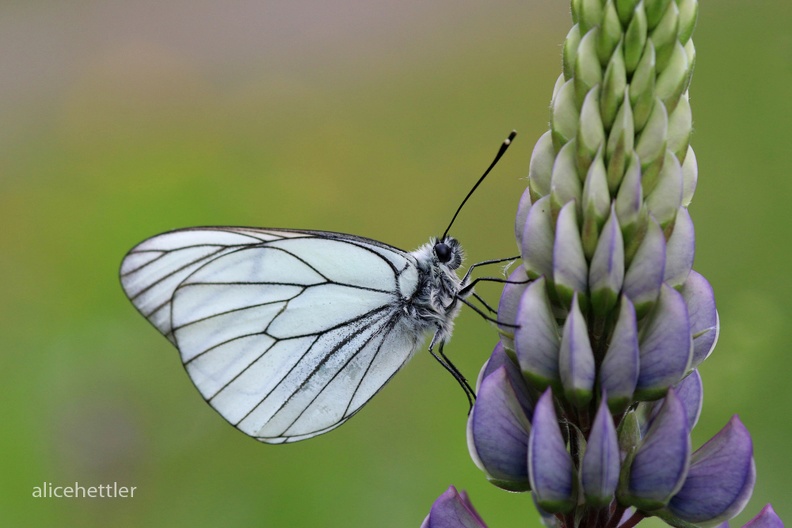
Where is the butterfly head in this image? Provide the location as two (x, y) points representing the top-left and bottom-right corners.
(432, 236), (463, 270)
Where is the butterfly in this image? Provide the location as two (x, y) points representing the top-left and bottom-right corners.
(120, 132), (516, 444)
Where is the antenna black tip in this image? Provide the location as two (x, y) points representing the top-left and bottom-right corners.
(441, 130), (518, 240)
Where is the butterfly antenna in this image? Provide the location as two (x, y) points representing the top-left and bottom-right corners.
(441, 130), (517, 241)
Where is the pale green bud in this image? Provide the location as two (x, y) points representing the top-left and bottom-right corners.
(563, 25), (582, 81)
(657, 42), (690, 114)
(681, 145), (697, 206)
(575, 28), (603, 105)
(615, 154), (643, 237)
(581, 149), (611, 258)
(528, 130), (555, 200)
(605, 95), (635, 191)
(551, 141), (583, 210)
(645, 0), (671, 31)
(635, 98), (669, 192)
(577, 87), (606, 177)
(668, 92), (692, 162)
(677, 0), (699, 44)
(597, 0), (622, 65)
(615, 0), (640, 27)
(601, 42), (627, 130)
(646, 150), (683, 228)
(551, 79), (579, 150)
(577, 0), (604, 34)
(623, 3), (648, 74)
(649, 0), (680, 71)
(630, 39), (657, 132)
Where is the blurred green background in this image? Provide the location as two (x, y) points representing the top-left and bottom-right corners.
(2, 1), (790, 526)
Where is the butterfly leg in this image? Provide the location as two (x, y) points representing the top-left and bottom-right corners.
(460, 255), (520, 286)
(428, 333), (476, 412)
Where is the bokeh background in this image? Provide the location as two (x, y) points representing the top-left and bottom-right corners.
(2, 1), (790, 526)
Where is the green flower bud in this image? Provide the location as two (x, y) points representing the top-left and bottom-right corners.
(630, 39), (657, 132)
(605, 95), (635, 191)
(645, 0), (671, 31)
(645, 150), (683, 228)
(615, 153), (643, 239)
(597, 0), (622, 65)
(551, 141), (583, 210)
(563, 25), (582, 81)
(657, 42), (690, 114)
(623, 3), (648, 74)
(615, 0), (640, 27)
(575, 28), (603, 105)
(668, 92), (692, 162)
(681, 145), (697, 206)
(677, 0), (699, 44)
(649, 0), (680, 71)
(601, 42), (627, 131)
(635, 98), (669, 192)
(582, 149), (611, 258)
(528, 130), (555, 200)
(577, 87), (606, 176)
(577, 0), (604, 34)
(551, 79), (579, 150)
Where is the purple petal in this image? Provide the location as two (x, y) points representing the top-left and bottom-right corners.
(422, 486), (488, 528)
(674, 370), (703, 431)
(467, 366), (532, 491)
(625, 389), (691, 510)
(644, 370), (703, 438)
(520, 196), (555, 279)
(664, 207), (695, 288)
(667, 416), (756, 525)
(636, 284), (692, 400)
(479, 341), (520, 385)
(497, 266), (530, 350)
(514, 277), (561, 389)
(558, 293), (595, 408)
(589, 206), (625, 316)
(742, 505), (784, 528)
(528, 389), (576, 513)
(600, 295), (639, 412)
(553, 202), (588, 306)
(623, 217), (666, 315)
(680, 270), (719, 368)
(582, 398), (620, 506)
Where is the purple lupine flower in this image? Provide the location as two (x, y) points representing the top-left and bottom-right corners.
(423, 1), (782, 526)
(421, 486), (487, 528)
(741, 505), (785, 528)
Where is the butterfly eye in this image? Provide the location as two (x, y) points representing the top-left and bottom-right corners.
(434, 242), (452, 263)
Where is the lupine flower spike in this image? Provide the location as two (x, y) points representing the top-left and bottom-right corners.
(425, 1), (782, 527)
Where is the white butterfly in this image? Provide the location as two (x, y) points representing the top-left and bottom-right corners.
(120, 228), (471, 443)
(119, 131), (515, 444)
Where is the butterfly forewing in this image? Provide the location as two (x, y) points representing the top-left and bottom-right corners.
(120, 227), (426, 443)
